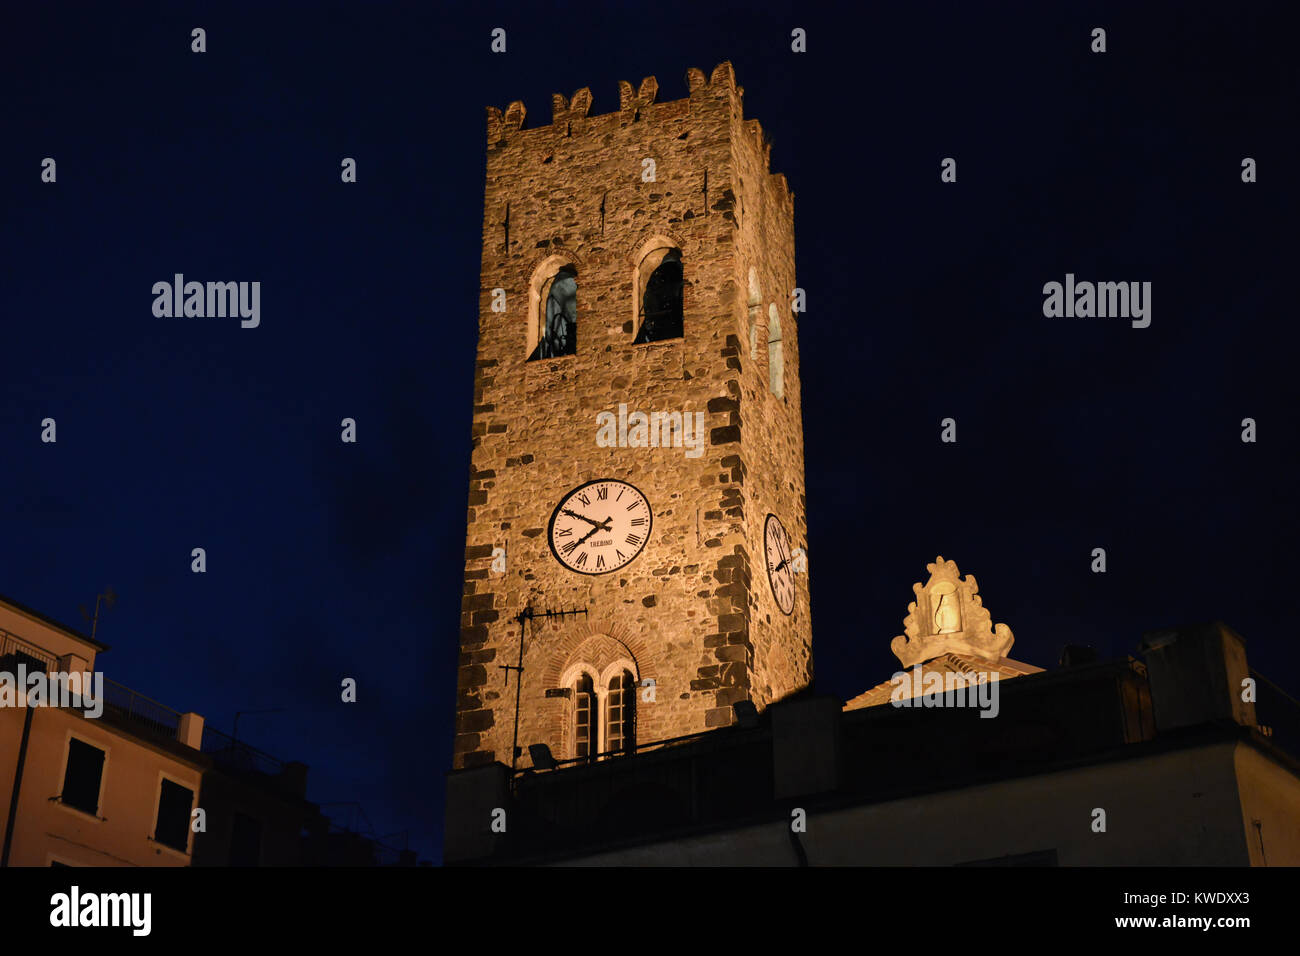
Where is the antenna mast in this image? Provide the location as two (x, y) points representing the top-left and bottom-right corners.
(499, 604), (588, 773)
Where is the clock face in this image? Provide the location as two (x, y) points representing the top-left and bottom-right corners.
(764, 513), (796, 616)
(548, 479), (653, 575)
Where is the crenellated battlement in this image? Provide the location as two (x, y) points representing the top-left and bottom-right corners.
(485, 60), (742, 146)
(740, 117), (791, 205)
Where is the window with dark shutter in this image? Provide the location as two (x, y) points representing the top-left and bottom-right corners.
(61, 738), (105, 815)
(154, 779), (194, 852)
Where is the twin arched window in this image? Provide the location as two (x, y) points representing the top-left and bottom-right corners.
(526, 246), (686, 360)
(572, 668), (636, 759)
(526, 258), (785, 394)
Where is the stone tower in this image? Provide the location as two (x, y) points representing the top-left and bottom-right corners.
(454, 62), (811, 771)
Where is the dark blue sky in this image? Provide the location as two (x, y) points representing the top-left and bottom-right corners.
(3, 1), (1296, 863)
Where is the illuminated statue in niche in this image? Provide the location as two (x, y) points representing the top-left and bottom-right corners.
(933, 585), (960, 633)
(891, 556), (1016, 668)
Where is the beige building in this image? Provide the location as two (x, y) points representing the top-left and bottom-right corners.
(0, 596), (203, 866)
(0, 595), (312, 867)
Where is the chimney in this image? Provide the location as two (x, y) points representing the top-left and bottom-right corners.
(177, 712), (205, 749)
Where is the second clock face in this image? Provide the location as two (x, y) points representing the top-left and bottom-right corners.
(764, 513), (796, 616)
(548, 479), (652, 575)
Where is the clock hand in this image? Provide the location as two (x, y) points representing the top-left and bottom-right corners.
(574, 517), (613, 546)
(562, 508), (608, 529)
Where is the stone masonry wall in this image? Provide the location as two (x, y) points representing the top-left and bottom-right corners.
(729, 107), (813, 709)
(454, 62), (813, 771)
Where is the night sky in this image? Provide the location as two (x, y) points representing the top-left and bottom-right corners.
(3, 2), (1296, 863)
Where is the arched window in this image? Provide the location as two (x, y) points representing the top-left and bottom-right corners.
(606, 670), (636, 753)
(768, 304), (784, 398)
(528, 265), (577, 361)
(634, 249), (683, 343)
(573, 672), (596, 759)
(561, 658), (639, 761)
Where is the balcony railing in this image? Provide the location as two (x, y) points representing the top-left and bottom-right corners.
(513, 726), (721, 782)
(1252, 668), (1300, 761)
(200, 725), (285, 778)
(0, 627), (301, 796)
(101, 677), (183, 740)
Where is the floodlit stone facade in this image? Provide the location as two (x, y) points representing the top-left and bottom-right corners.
(454, 62), (813, 770)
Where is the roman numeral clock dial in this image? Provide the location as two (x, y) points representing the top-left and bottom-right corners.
(764, 513), (796, 616)
(548, 479), (653, 575)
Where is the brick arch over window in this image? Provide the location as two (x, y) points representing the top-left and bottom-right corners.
(555, 641), (642, 760)
(548, 634), (642, 689)
(545, 622), (658, 759)
(543, 620), (657, 689)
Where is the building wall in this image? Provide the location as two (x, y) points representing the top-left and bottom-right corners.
(1, 705), (202, 867)
(454, 63), (812, 770)
(728, 97), (806, 711)
(0, 704), (24, 856)
(191, 771), (307, 866)
(1, 597), (313, 867)
(1234, 743), (1300, 866)
(558, 741), (1260, 866)
(0, 602), (99, 670)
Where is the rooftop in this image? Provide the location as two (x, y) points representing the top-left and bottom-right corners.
(0, 624), (301, 796)
(447, 622), (1300, 864)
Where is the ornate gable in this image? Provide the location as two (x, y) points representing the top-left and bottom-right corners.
(889, 556), (1015, 668)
